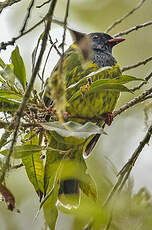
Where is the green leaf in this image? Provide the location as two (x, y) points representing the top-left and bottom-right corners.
(66, 72), (143, 101)
(117, 75), (145, 84)
(0, 129), (13, 150)
(66, 67), (143, 92)
(88, 82), (133, 94)
(0, 99), (20, 112)
(69, 83), (132, 103)
(22, 135), (44, 198)
(0, 64), (15, 84)
(0, 57), (6, 69)
(43, 184), (59, 230)
(11, 46), (26, 90)
(44, 135), (64, 195)
(0, 145), (42, 158)
(87, 75), (145, 88)
(0, 90), (22, 102)
(0, 76), (5, 83)
(40, 121), (105, 140)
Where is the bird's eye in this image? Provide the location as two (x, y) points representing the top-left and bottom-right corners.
(92, 35), (98, 40)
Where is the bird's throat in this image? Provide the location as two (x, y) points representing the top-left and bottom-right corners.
(92, 49), (116, 67)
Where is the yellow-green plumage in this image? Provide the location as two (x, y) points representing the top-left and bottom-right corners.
(45, 42), (121, 122)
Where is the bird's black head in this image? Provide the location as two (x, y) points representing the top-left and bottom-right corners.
(87, 32), (125, 67)
(89, 32), (125, 54)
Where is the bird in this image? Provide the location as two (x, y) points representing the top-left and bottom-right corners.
(43, 31), (125, 206)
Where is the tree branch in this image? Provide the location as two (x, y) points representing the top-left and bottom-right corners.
(105, 0), (146, 33)
(113, 85), (152, 117)
(130, 71), (152, 92)
(104, 124), (152, 206)
(114, 21), (152, 37)
(0, 16), (46, 51)
(0, 0), (23, 13)
(122, 56), (152, 72)
(20, 0), (35, 34)
(36, 0), (51, 8)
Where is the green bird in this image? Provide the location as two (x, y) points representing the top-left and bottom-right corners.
(44, 32), (125, 205)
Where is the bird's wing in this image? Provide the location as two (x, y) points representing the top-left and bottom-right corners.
(43, 43), (85, 106)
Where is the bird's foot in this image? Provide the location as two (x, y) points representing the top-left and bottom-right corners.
(102, 112), (114, 126)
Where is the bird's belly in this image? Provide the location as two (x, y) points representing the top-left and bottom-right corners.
(67, 90), (120, 120)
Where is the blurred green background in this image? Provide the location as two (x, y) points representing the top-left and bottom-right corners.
(0, 0), (152, 229)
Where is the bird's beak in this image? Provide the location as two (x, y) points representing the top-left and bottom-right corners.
(107, 37), (125, 46)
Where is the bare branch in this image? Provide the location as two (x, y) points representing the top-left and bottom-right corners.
(36, 0), (51, 8)
(0, 0), (58, 184)
(131, 71), (152, 92)
(122, 56), (152, 72)
(114, 85), (152, 117)
(104, 124), (152, 206)
(114, 21), (152, 37)
(0, 0), (23, 13)
(0, 17), (45, 51)
(41, 40), (58, 88)
(106, 0), (146, 33)
(49, 36), (62, 56)
(61, 0), (70, 54)
(20, 0), (35, 34)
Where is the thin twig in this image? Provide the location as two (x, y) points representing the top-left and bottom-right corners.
(122, 56), (152, 72)
(20, 0), (35, 34)
(0, 17), (46, 51)
(41, 40), (58, 89)
(59, 0), (70, 69)
(106, 0), (146, 33)
(113, 85), (152, 117)
(0, 0), (22, 13)
(114, 21), (152, 37)
(61, 0), (70, 55)
(0, 0), (58, 184)
(103, 172), (124, 207)
(36, 0), (51, 8)
(49, 36), (62, 56)
(131, 71), (152, 92)
(104, 124), (152, 206)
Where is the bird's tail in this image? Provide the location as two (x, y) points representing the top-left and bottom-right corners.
(84, 123), (105, 157)
(84, 134), (101, 157)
